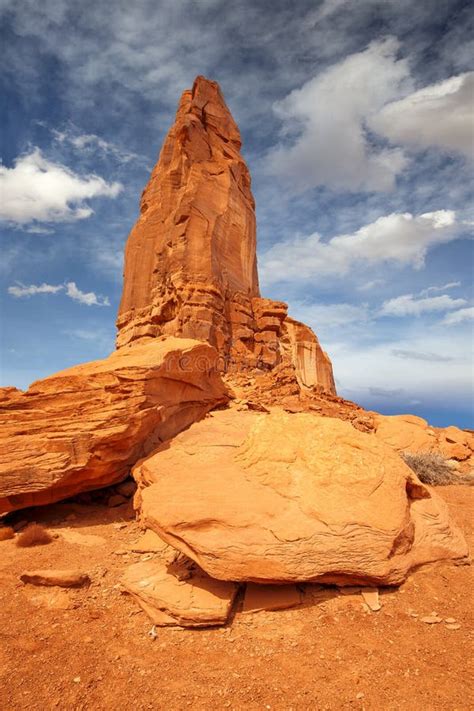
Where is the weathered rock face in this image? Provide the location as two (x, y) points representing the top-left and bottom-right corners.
(0, 338), (228, 514)
(117, 75), (335, 394)
(134, 409), (468, 586)
(373, 414), (474, 473)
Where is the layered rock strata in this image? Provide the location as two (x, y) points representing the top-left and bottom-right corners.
(116, 76), (335, 394)
(0, 338), (228, 514)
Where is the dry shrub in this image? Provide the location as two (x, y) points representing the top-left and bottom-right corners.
(0, 526), (15, 541)
(15, 523), (53, 547)
(401, 451), (470, 486)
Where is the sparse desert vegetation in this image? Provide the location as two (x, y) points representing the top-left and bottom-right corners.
(0, 525), (15, 541)
(402, 451), (472, 486)
(15, 523), (53, 547)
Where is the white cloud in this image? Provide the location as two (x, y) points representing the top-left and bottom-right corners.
(8, 282), (63, 298)
(65, 282), (110, 307)
(420, 281), (461, 296)
(371, 72), (474, 160)
(7, 280), (110, 306)
(380, 293), (467, 317)
(265, 38), (411, 193)
(260, 210), (459, 285)
(0, 148), (122, 225)
(441, 306), (474, 326)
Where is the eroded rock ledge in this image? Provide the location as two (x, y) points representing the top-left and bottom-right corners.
(0, 338), (228, 514)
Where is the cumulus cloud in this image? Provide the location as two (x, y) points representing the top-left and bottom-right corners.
(265, 38), (411, 193)
(441, 306), (474, 326)
(371, 72), (474, 160)
(380, 293), (466, 317)
(8, 280), (109, 306)
(260, 210), (459, 285)
(0, 148), (122, 225)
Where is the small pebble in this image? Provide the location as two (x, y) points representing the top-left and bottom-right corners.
(73, 677), (81, 684)
(444, 617), (456, 624)
(446, 623), (461, 630)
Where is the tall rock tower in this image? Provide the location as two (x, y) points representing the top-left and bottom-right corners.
(117, 76), (335, 394)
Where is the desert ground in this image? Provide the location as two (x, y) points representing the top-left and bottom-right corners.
(1, 483), (472, 711)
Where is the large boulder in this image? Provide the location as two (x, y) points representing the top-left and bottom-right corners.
(0, 337), (228, 514)
(135, 409), (468, 586)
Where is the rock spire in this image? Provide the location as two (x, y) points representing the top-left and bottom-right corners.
(117, 76), (336, 393)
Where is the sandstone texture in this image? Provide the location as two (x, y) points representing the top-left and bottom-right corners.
(122, 560), (238, 627)
(135, 409), (468, 586)
(373, 414), (474, 473)
(117, 75), (335, 394)
(0, 338), (228, 514)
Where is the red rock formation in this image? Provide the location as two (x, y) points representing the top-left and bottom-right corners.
(116, 76), (336, 394)
(0, 338), (228, 514)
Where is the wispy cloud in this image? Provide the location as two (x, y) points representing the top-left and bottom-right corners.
(8, 281), (110, 306)
(379, 293), (466, 317)
(8, 282), (63, 297)
(260, 210), (459, 284)
(441, 306), (474, 326)
(392, 349), (454, 363)
(0, 148), (122, 225)
(420, 281), (461, 296)
(52, 125), (152, 169)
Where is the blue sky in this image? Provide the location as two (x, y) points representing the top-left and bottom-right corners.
(1, 0), (473, 427)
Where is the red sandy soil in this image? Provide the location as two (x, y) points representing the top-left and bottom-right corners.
(0, 486), (472, 711)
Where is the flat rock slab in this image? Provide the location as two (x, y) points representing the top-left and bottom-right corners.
(137, 410), (468, 586)
(58, 529), (107, 547)
(122, 560), (238, 628)
(20, 570), (90, 588)
(242, 583), (302, 613)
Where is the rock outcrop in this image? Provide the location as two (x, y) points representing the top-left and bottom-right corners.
(0, 338), (228, 514)
(373, 414), (474, 473)
(116, 75), (335, 394)
(134, 409), (468, 586)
